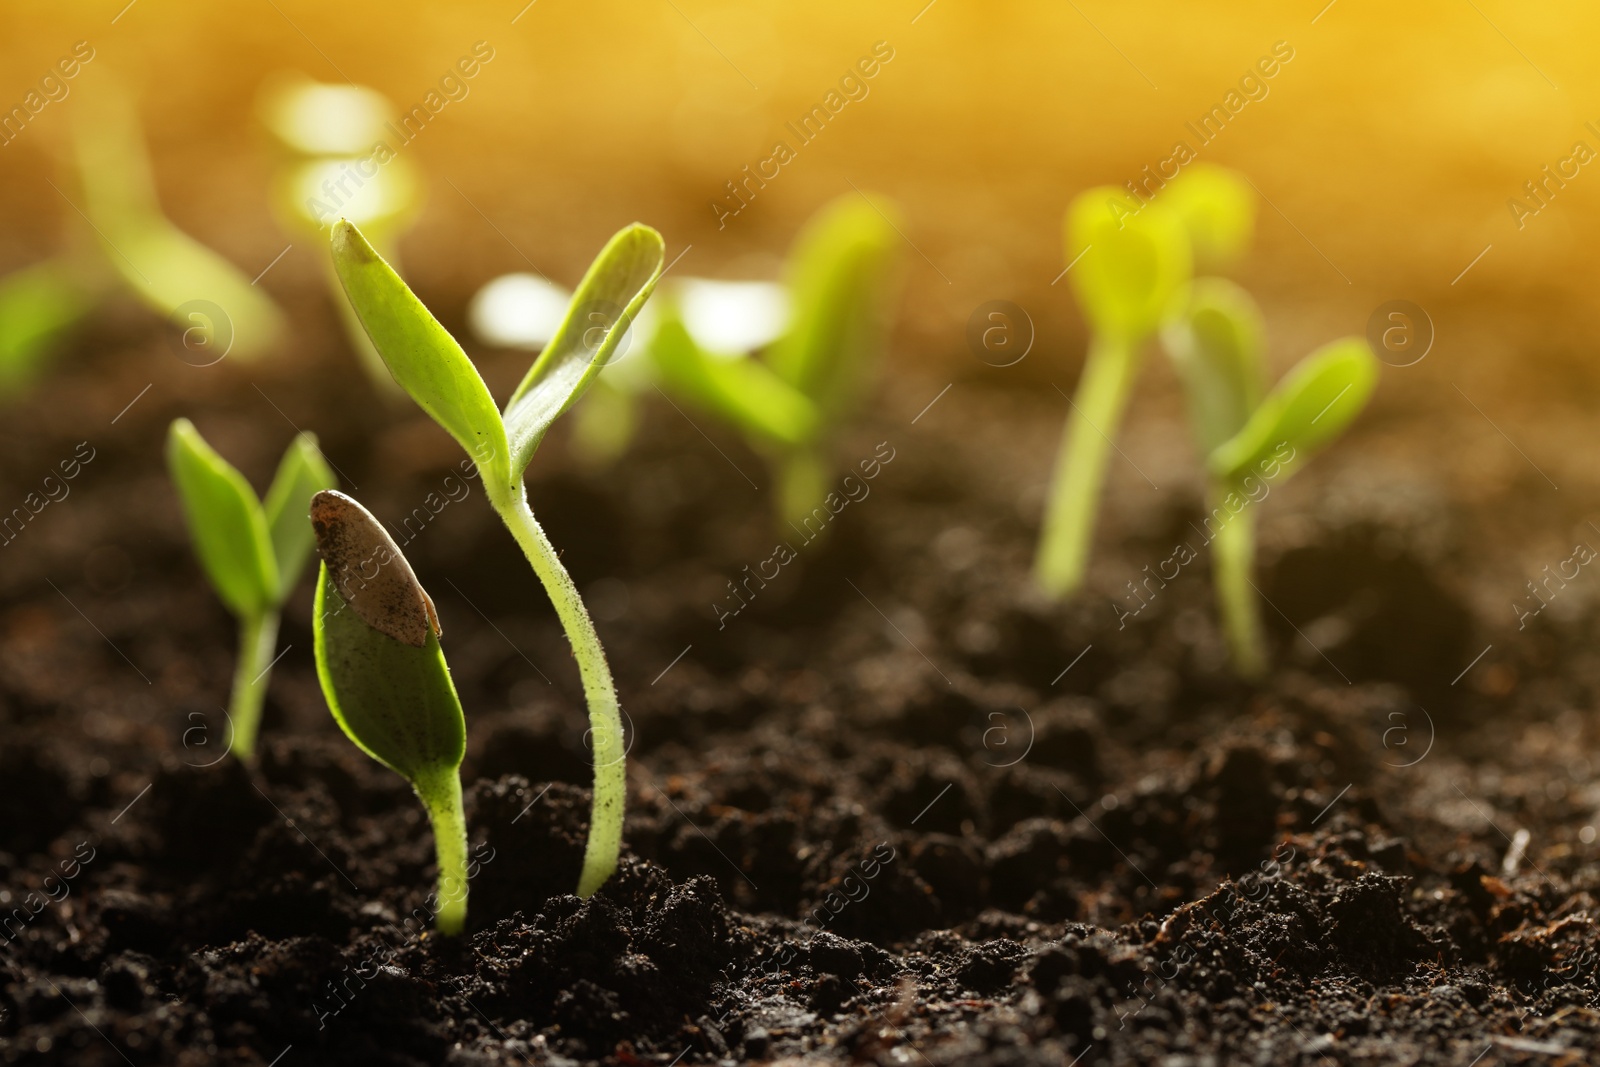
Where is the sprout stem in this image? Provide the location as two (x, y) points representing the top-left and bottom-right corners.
(491, 485), (626, 898)
(776, 449), (828, 530)
(1210, 496), (1266, 678)
(1036, 333), (1140, 597)
(414, 766), (469, 935)
(229, 610), (279, 761)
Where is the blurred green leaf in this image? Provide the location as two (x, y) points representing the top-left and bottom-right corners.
(313, 563), (465, 784)
(0, 259), (95, 393)
(166, 419), (278, 618)
(652, 314), (819, 448)
(1163, 164), (1255, 267)
(765, 192), (900, 413)
(1208, 337), (1379, 485)
(331, 220), (511, 488)
(74, 89), (283, 360)
(502, 224), (664, 479)
(1163, 278), (1266, 456)
(262, 434), (337, 600)
(1066, 187), (1191, 341)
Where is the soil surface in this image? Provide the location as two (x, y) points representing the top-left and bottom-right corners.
(2, 302), (1599, 1066)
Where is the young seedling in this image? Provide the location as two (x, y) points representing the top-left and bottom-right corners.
(1036, 165), (1256, 598)
(1163, 279), (1379, 676)
(167, 419), (335, 758)
(1035, 190), (1191, 597)
(649, 193), (901, 524)
(329, 218), (664, 898)
(309, 489), (469, 934)
(74, 85), (284, 361)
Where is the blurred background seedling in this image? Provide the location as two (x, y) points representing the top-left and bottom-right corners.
(74, 86), (285, 363)
(1035, 183), (1191, 597)
(0, 80), (285, 393)
(166, 419), (335, 759)
(1163, 283), (1379, 676)
(331, 218), (663, 898)
(310, 490), (469, 934)
(647, 192), (901, 525)
(1035, 164), (1260, 598)
(260, 74), (423, 394)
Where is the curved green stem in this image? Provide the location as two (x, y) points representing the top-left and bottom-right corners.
(776, 448), (828, 530)
(1210, 493), (1265, 678)
(1035, 333), (1141, 598)
(229, 609), (280, 761)
(489, 483), (625, 898)
(414, 766), (469, 934)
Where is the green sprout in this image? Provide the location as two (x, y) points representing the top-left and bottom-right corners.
(1163, 278), (1378, 676)
(0, 86), (287, 392)
(309, 489), (469, 935)
(1035, 189), (1191, 597)
(74, 85), (284, 361)
(0, 257), (97, 394)
(329, 218), (664, 898)
(166, 419), (335, 759)
(649, 193), (901, 524)
(1036, 165), (1256, 597)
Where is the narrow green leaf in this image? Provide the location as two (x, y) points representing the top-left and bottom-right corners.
(1208, 338), (1379, 485)
(1066, 188), (1191, 342)
(652, 314), (819, 448)
(166, 419), (278, 617)
(765, 193), (900, 412)
(502, 224), (665, 479)
(1162, 278), (1266, 456)
(262, 434), (337, 600)
(313, 567), (465, 784)
(330, 220), (510, 488)
(1163, 164), (1255, 267)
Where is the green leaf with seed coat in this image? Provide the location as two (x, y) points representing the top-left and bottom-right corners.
(313, 566), (465, 783)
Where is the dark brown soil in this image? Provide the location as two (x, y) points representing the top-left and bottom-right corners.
(1, 302), (1598, 1066)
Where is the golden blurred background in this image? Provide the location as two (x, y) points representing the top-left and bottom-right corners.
(0, 0), (1595, 395)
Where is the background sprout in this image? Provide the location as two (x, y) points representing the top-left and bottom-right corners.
(260, 75), (423, 393)
(73, 86), (285, 361)
(1035, 188), (1190, 598)
(0, 257), (98, 395)
(166, 419), (335, 758)
(309, 490), (469, 935)
(330, 218), (664, 898)
(649, 193), (900, 525)
(1161, 164), (1256, 268)
(1163, 279), (1379, 676)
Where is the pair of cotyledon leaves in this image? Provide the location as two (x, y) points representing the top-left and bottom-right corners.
(167, 420), (336, 619)
(330, 220), (664, 496)
(650, 194), (899, 450)
(1067, 172), (1376, 488)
